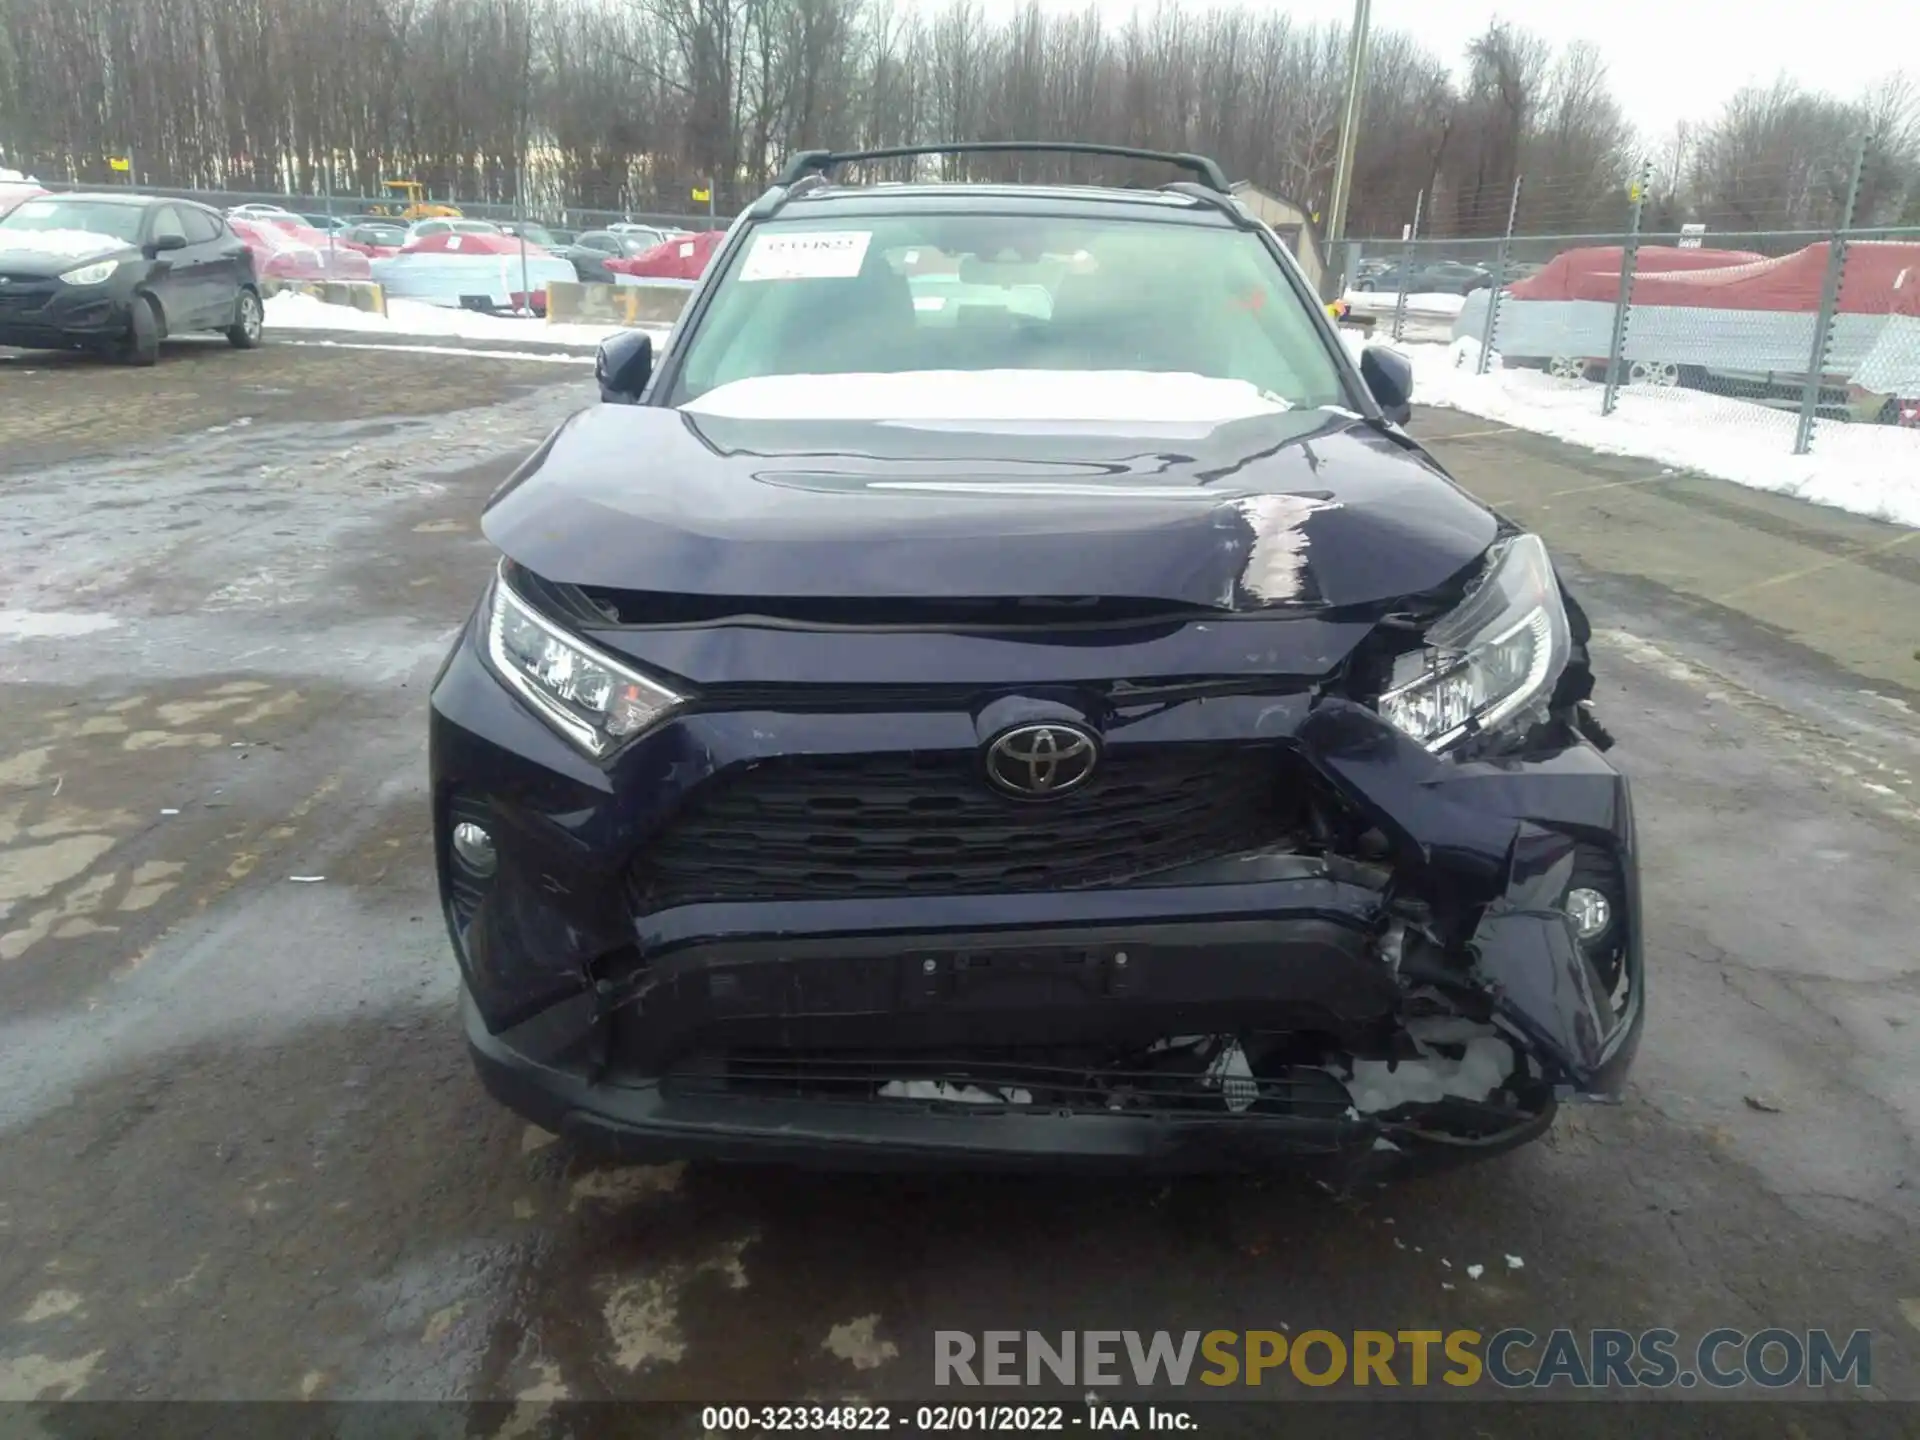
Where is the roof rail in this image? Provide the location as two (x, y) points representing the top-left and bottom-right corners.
(1158, 180), (1258, 228)
(776, 142), (1232, 194)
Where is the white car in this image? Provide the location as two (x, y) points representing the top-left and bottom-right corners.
(606, 222), (668, 245)
(405, 218), (504, 241)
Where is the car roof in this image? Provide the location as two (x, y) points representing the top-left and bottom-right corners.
(763, 182), (1238, 227)
(32, 192), (161, 207)
(29, 192), (227, 216)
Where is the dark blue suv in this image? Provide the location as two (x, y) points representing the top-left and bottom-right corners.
(429, 143), (1642, 1175)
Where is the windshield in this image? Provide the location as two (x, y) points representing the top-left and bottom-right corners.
(1, 198), (144, 244)
(667, 213), (1348, 410)
(513, 226), (557, 245)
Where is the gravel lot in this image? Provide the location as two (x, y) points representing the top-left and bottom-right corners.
(0, 341), (1915, 1426)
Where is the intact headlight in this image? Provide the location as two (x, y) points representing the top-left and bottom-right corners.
(484, 565), (682, 756)
(1377, 533), (1572, 751)
(59, 259), (120, 286)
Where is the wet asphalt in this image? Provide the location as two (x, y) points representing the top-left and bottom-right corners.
(0, 339), (1916, 1425)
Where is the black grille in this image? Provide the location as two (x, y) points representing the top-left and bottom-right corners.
(662, 1045), (1360, 1127)
(631, 744), (1292, 909)
(0, 281), (51, 315)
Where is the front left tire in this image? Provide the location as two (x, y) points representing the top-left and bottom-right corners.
(117, 295), (161, 367)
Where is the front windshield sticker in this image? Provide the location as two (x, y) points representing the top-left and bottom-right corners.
(739, 229), (872, 282)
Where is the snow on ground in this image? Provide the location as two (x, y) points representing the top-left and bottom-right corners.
(277, 339), (594, 365)
(262, 291), (655, 349)
(1342, 290), (1469, 318)
(1392, 337), (1920, 528)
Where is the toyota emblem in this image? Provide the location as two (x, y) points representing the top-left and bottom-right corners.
(984, 723), (1099, 798)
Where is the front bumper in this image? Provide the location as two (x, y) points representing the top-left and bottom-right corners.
(464, 986), (1560, 1175)
(430, 614), (1644, 1173)
(0, 279), (134, 348)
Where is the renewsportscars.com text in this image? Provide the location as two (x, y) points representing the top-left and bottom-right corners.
(934, 1328), (1873, 1390)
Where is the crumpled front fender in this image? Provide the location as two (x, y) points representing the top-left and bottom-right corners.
(1294, 699), (1640, 1094)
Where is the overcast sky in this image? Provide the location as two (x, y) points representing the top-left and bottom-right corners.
(964, 0), (1908, 139)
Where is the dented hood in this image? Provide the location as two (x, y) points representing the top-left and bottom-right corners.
(483, 395), (1498, 609)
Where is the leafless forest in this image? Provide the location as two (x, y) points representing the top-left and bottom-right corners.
(2, 0), (1917, 236)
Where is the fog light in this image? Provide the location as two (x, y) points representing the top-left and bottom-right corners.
(1566, 886), (1612, 941)
(451, 821), (497, 877)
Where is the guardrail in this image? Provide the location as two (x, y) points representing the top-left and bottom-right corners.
(547, 279), (693, 328)
(258, 278), (387, 317)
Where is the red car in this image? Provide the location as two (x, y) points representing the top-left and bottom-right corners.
(227, 215), (372, 280)
(0, 181), (45, 218)
(605, 228), (723, 281)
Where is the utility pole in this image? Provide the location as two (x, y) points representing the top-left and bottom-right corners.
(1324, 0), (1373, 253)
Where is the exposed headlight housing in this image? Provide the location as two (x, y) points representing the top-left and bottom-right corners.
(484, 565), (682, 756)
(58, 259), (120, 286)
(1378, 533), (1572, 751)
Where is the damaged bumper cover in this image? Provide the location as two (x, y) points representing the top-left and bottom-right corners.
(434, 628), (1642, 1171)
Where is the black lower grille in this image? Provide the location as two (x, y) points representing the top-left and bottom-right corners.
(663, 1044), (1359, 1125)
(631, 744), (1293, 909)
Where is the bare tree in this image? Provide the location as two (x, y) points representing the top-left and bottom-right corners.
(24, 0), (1889, 243)
(1690, 78), (1861, 230)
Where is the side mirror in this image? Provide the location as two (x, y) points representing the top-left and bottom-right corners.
(145, 233), (188, 258)
(596, 330), (654, 404)
(1359, 344), (1413, 425)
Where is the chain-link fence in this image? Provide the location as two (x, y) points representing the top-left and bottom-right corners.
(32, 178), (726, 235)
(1334, 223), (1920, 468)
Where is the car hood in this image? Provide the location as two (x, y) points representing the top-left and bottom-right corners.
(483, 372), (1499, 611)
(0, 230), (138, 274)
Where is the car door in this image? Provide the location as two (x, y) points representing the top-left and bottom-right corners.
(140, 204), (205, 331)
(572, 233), (619, 280)
(182, 206), (245, 324)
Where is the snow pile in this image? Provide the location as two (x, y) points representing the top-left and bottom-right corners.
(1343, 290), (1470, 317)
(1342, 1016), (1516, 1116)
(263, 291), (660, 349)
(1399, 341), (1920, 528)
(878, 1079), (1033, 1106)
(1345, 1037), (1515, 1115)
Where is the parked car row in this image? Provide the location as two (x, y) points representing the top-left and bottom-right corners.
(1, 184), (718, 355)
(1452, 242), (1920, 425)
(1353, 257), (1493, 295)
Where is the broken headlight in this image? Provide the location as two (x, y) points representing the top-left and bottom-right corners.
(1378, 534), (1571, 751)
(484, 564), (682, 756)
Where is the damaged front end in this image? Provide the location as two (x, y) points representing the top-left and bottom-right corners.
(433, 514), (1640, 1175)
(438, 670), (1639, 1175)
